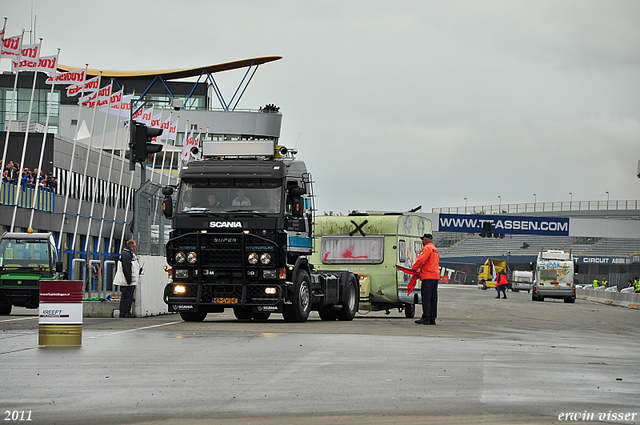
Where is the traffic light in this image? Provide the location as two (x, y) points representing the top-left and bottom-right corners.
(131, 123), (163, 163)
(479, 221), (505, 238)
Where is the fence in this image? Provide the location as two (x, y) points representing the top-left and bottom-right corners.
(0, 181), (55, 212)
(434, 200), (640, 215)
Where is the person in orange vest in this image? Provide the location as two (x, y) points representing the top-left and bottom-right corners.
(495, 269), (508, 299)
(412, 234), (440, 325)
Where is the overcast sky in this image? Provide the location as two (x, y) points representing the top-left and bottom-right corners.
(4, 1), (640, 214)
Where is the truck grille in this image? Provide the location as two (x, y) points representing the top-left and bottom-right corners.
(166, 232), (278, 269)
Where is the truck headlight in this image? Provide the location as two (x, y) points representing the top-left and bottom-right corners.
(187, 252), (197, 264)
(174, 285), (186, 294)
(175, 252), (185, 263)
(248, 253), (258, 264)
(260, 253), (271, 265)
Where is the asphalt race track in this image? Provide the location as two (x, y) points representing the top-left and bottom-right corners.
(1, 285), (639, 425)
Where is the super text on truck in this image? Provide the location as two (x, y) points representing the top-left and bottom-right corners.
(531, 249), (577, 303)
(0, 231), (63, 315)
(161, 140), (359, 322)
(310, 213), (431, 317)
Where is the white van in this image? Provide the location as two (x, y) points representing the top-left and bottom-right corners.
(512, 270), (533, 293)
(531, 250), (576, 303)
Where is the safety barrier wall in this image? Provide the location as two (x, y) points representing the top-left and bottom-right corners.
(577, 288), (640, 310)
(131, 255), (171, 317)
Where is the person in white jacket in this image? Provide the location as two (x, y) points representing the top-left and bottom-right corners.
(118, 240), (141, 318)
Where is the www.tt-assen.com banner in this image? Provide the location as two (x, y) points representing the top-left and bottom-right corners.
(438, 213), (570, 236)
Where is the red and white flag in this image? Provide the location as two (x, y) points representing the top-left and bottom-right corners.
(46, 69), (85, 85)
(131, 105), (143, 122)
(150, 113), (164, 141)
(1, 34), (22, 58)
(167, 120), (178, 141)
(10, 42), (40, 72)
(138, 107), (153, 126)
(181, 130), (195, 161)
(37, 54), (59, 76)
(67, 75), (100, 97)
(79, 84), (112, 108)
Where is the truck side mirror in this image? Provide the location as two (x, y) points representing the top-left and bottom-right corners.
(162, 186), (174, 196)
(290, 186), (305, 197)
(163, 196), (173, 218)
(529, 262), (534, 271)
(55, 261), (63, 273)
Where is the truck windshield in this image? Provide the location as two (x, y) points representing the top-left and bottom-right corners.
(177, 179), (283, 214)
(0, 239), (52, 270)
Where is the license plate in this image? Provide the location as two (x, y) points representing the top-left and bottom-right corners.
(213, 297), (237, 304)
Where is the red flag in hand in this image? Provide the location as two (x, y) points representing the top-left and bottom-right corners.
(396, 265), (420, 295)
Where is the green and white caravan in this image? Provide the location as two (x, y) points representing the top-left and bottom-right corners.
(310, 213), (432, 318)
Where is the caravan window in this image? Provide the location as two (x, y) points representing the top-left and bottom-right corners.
(398, 240), (406, 263)
(320, 236), (384, 265)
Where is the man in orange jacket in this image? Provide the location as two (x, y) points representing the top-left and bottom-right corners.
(413, 234), (440, 325)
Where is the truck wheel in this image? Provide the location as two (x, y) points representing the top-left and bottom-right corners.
(283, 270), (311, 323)
(564, 298), (576, 304)
(404, 303), (416, 318)
(179, 311), (207, 322)
(337, 274), (358, 321)
(0, 304), (11, 315)
(252, 312), (271, 321)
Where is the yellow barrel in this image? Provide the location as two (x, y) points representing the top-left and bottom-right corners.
(38, 324), (82, 347)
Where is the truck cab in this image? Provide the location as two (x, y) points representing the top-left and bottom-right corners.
(0, 231), (63, 315)
(162, 141), (358, 322)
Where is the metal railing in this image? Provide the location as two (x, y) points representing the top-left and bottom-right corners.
(433, 200), (640, 215)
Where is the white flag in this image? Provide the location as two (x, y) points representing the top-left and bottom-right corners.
(79, 84), (112, 108)
(167, 120), (178, 141)
(181, 130), (194, 161)
(10, 43), (40, 72)
(37, 54), (59, 76)
(1, 34), (22, 58)
(46, 69), (85, 85)
(67, 75), (100, 97)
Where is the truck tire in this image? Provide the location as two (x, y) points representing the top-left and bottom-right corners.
(337, 273), (358, 321)
(564, 298), (576, 304)
(283, 270), (311, 323)
(179, 311), (207, 322)
(404, 303), (416, 318)
(233, 306), (253, 321)
(0, 304), (11, 315)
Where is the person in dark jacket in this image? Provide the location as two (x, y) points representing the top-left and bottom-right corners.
(118, 240), (141, 318)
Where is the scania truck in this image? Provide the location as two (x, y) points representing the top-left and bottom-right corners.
(161, 140), (358, 322)
(0, 231), (63, 315)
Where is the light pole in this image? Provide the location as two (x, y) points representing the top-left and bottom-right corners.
(533, 193), (536, 204)
(464, 197), (467, 210)
(569, 192), (572, 208)
(498, 195), (501, 211)
(606, 191), (609, 202)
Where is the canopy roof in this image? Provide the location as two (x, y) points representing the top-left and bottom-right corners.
(57, 56), (282, 81)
